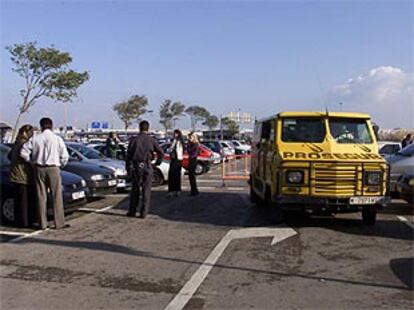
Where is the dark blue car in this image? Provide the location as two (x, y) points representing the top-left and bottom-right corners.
(0, 144), (88, 225)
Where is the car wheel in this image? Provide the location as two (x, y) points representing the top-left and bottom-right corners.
(152, 169), (164, 186)
(2, 196), (16, 224)
(362, 208), (377, 225)
(195, 162), (205, 175)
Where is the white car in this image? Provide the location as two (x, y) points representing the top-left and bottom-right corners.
(388, 144), (414, 192)
(219, 141), (236, 158)
(378, 141), (402, 160)
(231, 140), (251, 154)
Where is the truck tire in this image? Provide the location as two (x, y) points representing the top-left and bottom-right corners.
(362, 208), (377, 225)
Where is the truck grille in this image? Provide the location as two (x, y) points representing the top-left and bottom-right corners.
(311, 163), (359, 196)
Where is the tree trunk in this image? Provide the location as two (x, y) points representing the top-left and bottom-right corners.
(11, 112), (23, 142)
(124, 122), (129, 131)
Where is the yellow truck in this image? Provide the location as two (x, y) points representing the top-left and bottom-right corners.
(250, 111), (390, 225)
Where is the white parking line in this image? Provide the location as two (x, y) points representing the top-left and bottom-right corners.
(397, 216), (414, 229)
(0, 231), (28, 236)
(9, 229), (48, 243)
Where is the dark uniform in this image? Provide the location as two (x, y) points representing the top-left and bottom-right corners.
(126, 133), (164, 218)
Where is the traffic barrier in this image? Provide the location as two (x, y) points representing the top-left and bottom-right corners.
(221, 154), (251, 186)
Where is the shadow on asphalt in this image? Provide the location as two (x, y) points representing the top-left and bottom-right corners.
(15, 236), (413, 292)
(390, 257), (414, 290)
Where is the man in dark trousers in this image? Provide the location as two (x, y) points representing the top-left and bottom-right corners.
(126, 120), (164, 218)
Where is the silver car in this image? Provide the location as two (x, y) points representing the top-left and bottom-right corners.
(66, 142), (130, 190)
(388, 144), (414, 192)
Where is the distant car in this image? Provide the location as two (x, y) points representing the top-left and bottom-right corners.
(201, 141), (223, 163)
(387, 144), (414, 193)
(396, 174), (414, 203)
(378, 141), (402, 160)
(231, 140), (251, 155)
(63, 154), (118, 198)
(161, 142), (214, 175)
(0, 144), (87, 225)
(91, 143), (127, 161)
(66, 142), (130, 191)
(219, 140), (236, 158)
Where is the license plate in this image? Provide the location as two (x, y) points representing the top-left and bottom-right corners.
(108, 179), (117, 186)
(349, 196), (381, 205)
(72, 191), (85, 200)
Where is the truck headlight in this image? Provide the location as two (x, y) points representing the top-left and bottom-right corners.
(286, 171), (304, 184)
(365, 171), (381, 185)
(91, 174), (105, 181)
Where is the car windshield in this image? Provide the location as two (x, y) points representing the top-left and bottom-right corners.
(70, 144), (104, 159)
(329, 118), (373, 144)
(281, 118), (326, 143)
(232, 141), (241, 146)
(398, 144), (414, 157)
(0, 144), (11, 166)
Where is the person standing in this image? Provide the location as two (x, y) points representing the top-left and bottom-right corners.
(9, 125), (35, 227)
(187, 132), (200, 196)
(20, 118), (69, 230)
(126, 120), (164, 218)
(401, 134), (412, 148)
(106, 131), (119, 158)
(168, 130), (184, 197)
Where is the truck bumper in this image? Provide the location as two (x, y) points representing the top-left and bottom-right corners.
(273, 195), (391, 213)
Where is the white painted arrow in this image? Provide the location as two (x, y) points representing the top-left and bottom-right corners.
(165, 226), (297, 310)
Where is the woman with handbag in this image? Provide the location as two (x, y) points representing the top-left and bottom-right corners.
(9, 125), (35, 227)
(168, 129), (184, 197)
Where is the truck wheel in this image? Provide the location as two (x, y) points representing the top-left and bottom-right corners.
(362, 208), (377, 225)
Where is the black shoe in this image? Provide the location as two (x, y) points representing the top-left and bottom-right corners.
(139, 213), (146, 219)
(55, 224), (71, 230)
(126, 212), (136, 217)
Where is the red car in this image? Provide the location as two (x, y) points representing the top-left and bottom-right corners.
(161, 143), (214, 175)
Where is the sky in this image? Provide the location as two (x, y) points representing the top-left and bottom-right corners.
(1, 0), (413, 130)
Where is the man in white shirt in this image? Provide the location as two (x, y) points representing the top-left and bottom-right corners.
(21, 117), (69, 230)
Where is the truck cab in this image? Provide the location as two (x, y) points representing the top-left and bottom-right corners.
(250, 111), (390, 225)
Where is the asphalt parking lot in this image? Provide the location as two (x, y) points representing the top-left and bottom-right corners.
(1, 166), (413, 310)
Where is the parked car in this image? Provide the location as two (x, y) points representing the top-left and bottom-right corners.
(63, 153), (118, 198)
(66, 142), (129, 191)
(378, 141), (402, 160)
(231, 140), (251, 155)
(91, 143), (127, 161)
(395, 174), (414, 203)
(387, 144), (414, 193)
(201, 141), (223, 164)
(0, 144), (88, 225)
(219, 140), (236, 158)
(160, 142), (214, 175)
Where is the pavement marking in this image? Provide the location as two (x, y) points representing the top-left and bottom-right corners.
(0, 231), (28, 236)
(78, 205), (115, 214)
(9, 229), (48, 243)
(165, 226), (297, 310)
(397, 216), (414, 229)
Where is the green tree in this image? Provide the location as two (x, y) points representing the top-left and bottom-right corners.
(6, 42), (89, 140)
(221, 117), (240, 137)
(159, 100), (186, 134)
(185, 105), (210, 131)
(113, 95), (148, 130)
(203, 115), (219, 130)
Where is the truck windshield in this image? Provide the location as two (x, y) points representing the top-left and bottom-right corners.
(282, 118), (326, 143)
(329, 118), (373, 144)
